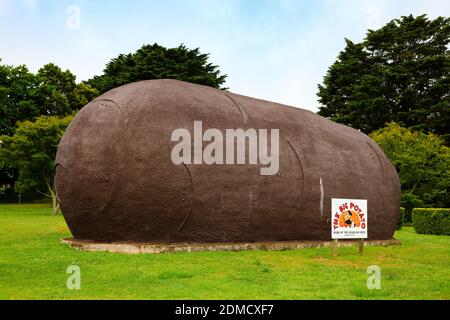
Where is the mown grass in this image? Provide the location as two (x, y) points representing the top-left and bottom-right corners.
(0, 204), (449, 300)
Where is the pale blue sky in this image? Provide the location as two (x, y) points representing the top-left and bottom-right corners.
(1, 0), (449, 111)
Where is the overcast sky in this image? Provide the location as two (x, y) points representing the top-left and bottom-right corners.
(0, 0), (449, 111)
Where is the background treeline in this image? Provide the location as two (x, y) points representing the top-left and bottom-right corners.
(0, 15), (449, 216)
(318, 15), (450, 214)
(0, 62), (98, 206)
(0, 62), (98, 136)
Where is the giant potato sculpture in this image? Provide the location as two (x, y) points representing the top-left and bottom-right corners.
(55, 79), (400, 243)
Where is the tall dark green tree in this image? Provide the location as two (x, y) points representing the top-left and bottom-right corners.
(318, 15), (450, 142)
(86, 43), (227, 94)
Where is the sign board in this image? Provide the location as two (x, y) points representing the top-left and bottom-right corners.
(331, 198), (367, 239)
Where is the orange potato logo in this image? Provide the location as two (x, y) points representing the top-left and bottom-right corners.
(338, 210), (361, 228)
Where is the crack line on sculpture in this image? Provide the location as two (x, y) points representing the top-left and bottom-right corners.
(224, 92), (248, 123)
(320, 177), (324, 221)
(178, 163), (194, 231)
(287, 139), (304, 197)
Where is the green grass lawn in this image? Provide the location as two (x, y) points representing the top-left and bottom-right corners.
(0, 204), (449, 300)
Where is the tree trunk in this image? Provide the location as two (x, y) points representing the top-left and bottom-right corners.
(48, 184), (61, 216)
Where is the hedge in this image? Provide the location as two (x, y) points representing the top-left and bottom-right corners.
(413, 208), (450, 235)
(396, 207), (405, 230)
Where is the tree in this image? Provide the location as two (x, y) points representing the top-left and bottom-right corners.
(0, 61), (39, 197)
(71, 82), (99, 110)
(0, 152), (16, 197)
(0, 60), (39, 136)
(0, 115), (74, 214)
(0, 61), (98, 198)
(318, 15), (450, 142)
(370, 123), (450, 214)
(0, 61), (98, 135)
(86, 43), (227, 94)
(35, 63), (99, 115)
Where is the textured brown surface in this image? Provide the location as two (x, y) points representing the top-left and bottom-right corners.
(55, 79), (400, 243)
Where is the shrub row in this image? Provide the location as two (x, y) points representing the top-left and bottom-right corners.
(413, 208), (450, 235)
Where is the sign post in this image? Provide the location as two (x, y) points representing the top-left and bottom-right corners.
(332, 239), (338, 257)
(331, 198), (368, 256)
(358, 238), (364, 255)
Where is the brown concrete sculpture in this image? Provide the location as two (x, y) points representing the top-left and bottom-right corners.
(55, 79), (400, 243)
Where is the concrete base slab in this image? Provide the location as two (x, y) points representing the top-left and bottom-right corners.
(61, 238), (401, 254)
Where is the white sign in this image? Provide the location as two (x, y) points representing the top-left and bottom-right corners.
(331, 198), (368, 239)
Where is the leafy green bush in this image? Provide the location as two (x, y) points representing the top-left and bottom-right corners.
(396, 207), (405, 230)
(371, 123), (450, 212)
(413, 208), (450, 235)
